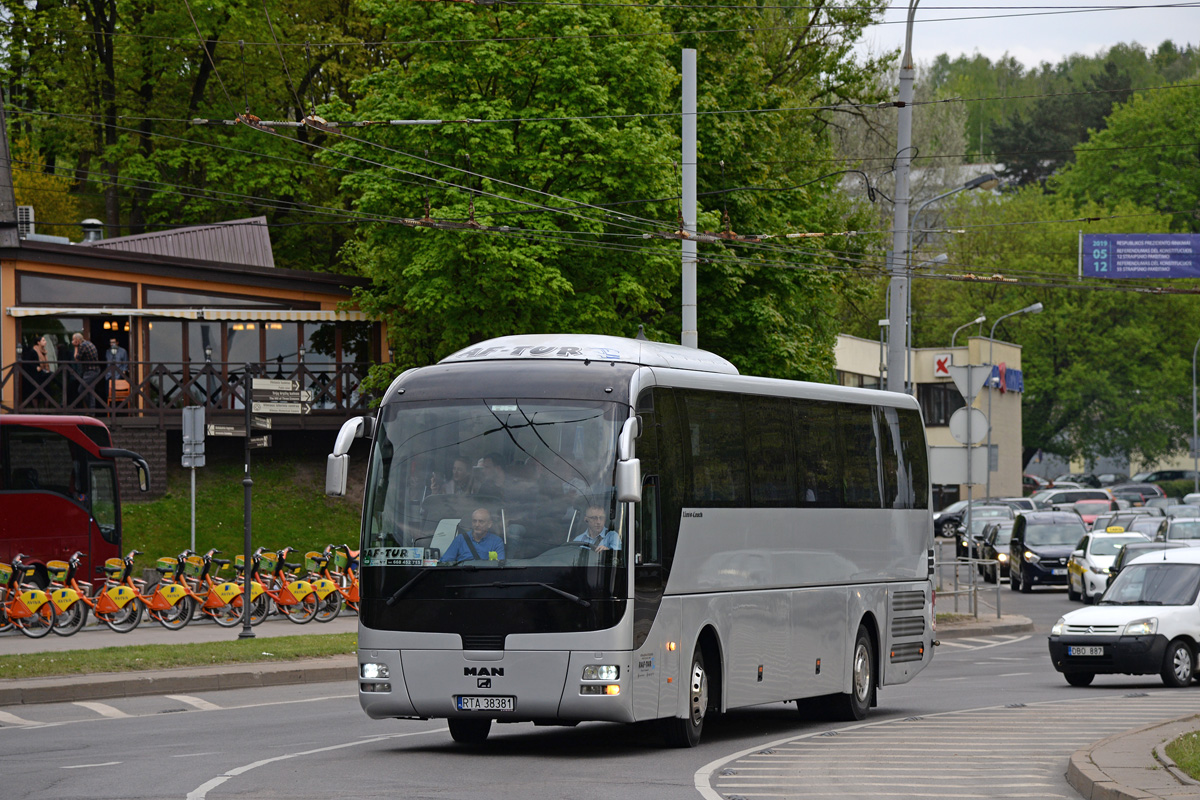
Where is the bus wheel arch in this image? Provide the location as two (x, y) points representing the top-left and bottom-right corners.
(660, 626), (723, 748)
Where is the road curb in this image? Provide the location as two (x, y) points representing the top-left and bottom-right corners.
(936, 614), (1035, 640)
(0, 655), (357, 706)
(1067, 713), (1200, 800)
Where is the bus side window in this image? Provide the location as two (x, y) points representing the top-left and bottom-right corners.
(637, 477), (661, 565)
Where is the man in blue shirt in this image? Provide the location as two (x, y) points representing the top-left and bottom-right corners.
(573, 506), (621, 552)
(440, 508), (505, 562)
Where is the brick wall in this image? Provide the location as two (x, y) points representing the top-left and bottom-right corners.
(108, 423), (168, 501)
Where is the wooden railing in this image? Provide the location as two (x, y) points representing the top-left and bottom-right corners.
(1, 359), (376, 423)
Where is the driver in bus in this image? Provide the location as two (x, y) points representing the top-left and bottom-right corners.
(573, 505), (621, 552)
(439, 508), (506, 563)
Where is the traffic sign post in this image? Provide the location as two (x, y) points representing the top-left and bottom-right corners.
(181, 406), (206, 553)
(239, 368), (256, 640)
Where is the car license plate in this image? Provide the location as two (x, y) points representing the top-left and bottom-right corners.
(1051, 568), (1067, 575)
(456, 695), (515, 712)
(1068, 646), (1104, 657)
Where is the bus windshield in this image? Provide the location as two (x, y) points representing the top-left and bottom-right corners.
(363, 397), (624, 572)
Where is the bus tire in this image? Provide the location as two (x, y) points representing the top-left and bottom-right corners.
(448, 718), (491, 744)
(828, 625), (875, 722)
(661, 648), (708, 747)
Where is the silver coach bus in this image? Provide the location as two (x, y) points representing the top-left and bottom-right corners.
(327, 334), (934, 746)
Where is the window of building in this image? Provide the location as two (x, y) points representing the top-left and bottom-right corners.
(144, 286), (288, 307)
(917, 383), (965, 427)
(19, 273), (134, 306)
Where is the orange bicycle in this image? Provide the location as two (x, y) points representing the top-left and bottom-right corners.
(1, 555), (57, 638)
(253, 547), (318, 624)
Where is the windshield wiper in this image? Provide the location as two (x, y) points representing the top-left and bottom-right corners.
(387, 570), (432, 606)
(447, 580), (591, 607)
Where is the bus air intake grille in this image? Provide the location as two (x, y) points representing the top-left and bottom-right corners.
(890, 616), (926, 638)
(889, 642), (925, 663)
(892, 591), (925, 612)
(462, 634), (506, 651)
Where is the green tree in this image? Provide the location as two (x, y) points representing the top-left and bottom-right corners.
(917, 188), (1189, 465)
(1052, 79), (1200, 232)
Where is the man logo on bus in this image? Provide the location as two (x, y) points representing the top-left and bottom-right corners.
(477, 678), (492, 688)
(464, 666), (504, 676)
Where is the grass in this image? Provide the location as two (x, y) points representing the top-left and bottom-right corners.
(0, 633), (357, 679)
(935, 613), (976, 624)
(123, 456), (362, 575)
(1165, 730), (1200, 780)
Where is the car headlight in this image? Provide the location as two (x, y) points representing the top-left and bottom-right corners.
(1051, 617), (1065, 637)
(997, 553), (1009, 562)
(1089, 565), (1109, 574)
(1024, 550), (1040, 564)
(1122, 618), (1157, 637)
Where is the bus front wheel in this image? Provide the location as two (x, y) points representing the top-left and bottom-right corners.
(448, 718), (491, 744)
(661, 649), (708, 747)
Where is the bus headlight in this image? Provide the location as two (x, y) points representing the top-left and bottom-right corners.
(582, 665), (619, 681)
(361, 662), (390, 680)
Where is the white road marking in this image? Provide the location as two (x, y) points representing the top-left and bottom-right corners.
(0, 709), (41, 726)
(186, 727), (446, 800)
(166, 694), (222, 711)
(73, 701), (130, 719)
(997, 672), (1032, 677)
(61, 761), (122, 769)
(172, 752), (220, 758)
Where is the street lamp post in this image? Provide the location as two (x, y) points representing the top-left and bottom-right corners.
(951, 315), (986, 349)
(1192, 335), (1200, 495)
(985, 302), (1044, 498)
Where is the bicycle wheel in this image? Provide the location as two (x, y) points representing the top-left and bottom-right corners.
(249, 593), (270, 626)
(0, 590), (13, 633)
(314, 592), (342, 623)
(52, 599), (89, 636)
(209, 601), (243, 628)
(153, 596), (194, 631)
(99, 599), (143, 633)
(280, 593), (318, 624)
(15, 599), (56, 638)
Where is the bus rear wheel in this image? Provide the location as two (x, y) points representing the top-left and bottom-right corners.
(448, 718), (492, 744)
(828, 625), (875, 721)
(661, 648), (708, 747)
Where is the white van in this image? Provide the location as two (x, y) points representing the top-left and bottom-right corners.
(1048, 547), (1200, 687)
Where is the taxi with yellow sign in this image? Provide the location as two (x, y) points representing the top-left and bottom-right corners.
(1067, 528), (1150, 604)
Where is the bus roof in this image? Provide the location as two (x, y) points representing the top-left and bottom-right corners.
(439, 334), (740, 375)
(0, 414), (112, 452)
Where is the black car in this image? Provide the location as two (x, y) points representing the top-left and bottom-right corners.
(1008, 511), (1088, 593)
(1108, 482), (1166, 507)
(977, 519), (1016, 582)
(1106, 541), (1189, 588)
(956, 505), (1015, 559)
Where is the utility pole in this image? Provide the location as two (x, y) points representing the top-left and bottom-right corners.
(0, 91), (18, 403)
(886, 2), (920, 392)
(681, 48), (698, 349)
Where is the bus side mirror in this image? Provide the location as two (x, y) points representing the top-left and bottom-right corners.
(133, 458), (150, 492)
(326, 454), (349, 498)
(616, 458), (641, 503)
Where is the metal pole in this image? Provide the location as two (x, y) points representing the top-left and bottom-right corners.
(886, 12), (915, 391)
(681, 49), (698, 350)
(239, 364), (255, 639)
(985, 303), (1042, 499)
(190, 466), (196, 553)
(1193, 336), (1199, 495)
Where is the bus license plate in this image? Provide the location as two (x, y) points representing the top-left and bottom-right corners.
(1068, 646), (1104, 657)
(456, 695), (515, 712)
(1051, 568), (1067, 576)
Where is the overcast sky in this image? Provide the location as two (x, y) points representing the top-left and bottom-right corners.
(858, 2), (1200, 70)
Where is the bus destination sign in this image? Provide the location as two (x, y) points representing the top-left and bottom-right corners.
(1081, 233), (1200, 279)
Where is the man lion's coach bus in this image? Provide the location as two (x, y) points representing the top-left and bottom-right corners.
(1, 415), (150, 583)
(326, 335), (934, 746)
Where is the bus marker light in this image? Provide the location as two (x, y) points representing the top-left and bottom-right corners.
(667, 642), (677, 651)
(605, 685), (620, 696)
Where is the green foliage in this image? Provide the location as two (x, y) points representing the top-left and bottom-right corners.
(0, 634), (356, 679)
(1053, 80), (1200, 232)
(123, 458), (362, 575)
(922, 188), (1189, 465)
(1165, 730), (1200, 781)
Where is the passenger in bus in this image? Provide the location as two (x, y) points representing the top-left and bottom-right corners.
(439, 508), (506, 562)
(435, 456), (474, 495)
(573, 506), (621, 552)
(474, 453), (507, 498)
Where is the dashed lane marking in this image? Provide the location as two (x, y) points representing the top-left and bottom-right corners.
(72, 701), (131, 719)
(166, 694), (222, 712)
(0, 709), (41, 727)
(61, 761), (122, 769)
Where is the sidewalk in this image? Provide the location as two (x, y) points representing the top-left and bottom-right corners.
(1068, 714), (1200, 800)
(936, 613), (1036, 640)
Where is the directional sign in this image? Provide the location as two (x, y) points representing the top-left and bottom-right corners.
(249, 434), (272, 449)
(252, 378), (300, 392)
(207, 424), (247, 437)
(252, 388), (314, 403)
(251, 415), (273, 430)
(252, 401), (311, 415)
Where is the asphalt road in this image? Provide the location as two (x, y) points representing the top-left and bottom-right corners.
(2, 539), (1190, 800)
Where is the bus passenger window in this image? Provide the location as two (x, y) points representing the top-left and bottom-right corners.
(637, 479), (660, 565)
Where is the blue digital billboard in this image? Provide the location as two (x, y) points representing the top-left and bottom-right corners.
(1081, 234), (1200, 279)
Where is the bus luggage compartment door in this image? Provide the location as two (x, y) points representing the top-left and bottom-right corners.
(401, 650), (571, 719)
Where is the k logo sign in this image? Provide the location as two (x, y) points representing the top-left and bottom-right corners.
(933, 353), (953, 377)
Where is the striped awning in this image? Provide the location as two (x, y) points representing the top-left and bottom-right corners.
(7, 307), (369, 322)
(199, 309), (369, 322)
(6, 307), (201, 319)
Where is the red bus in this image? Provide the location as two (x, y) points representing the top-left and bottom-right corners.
(0, 415), (150, 583)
